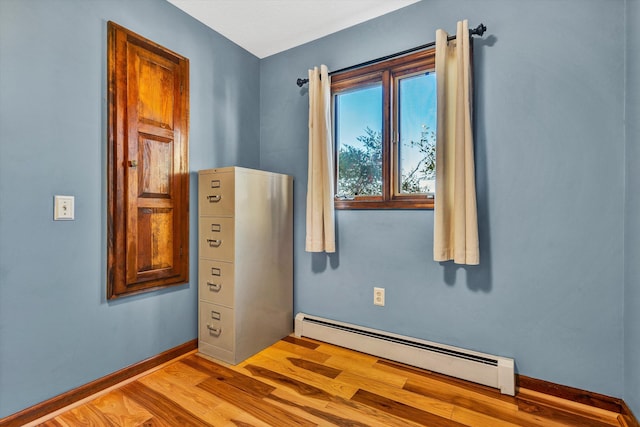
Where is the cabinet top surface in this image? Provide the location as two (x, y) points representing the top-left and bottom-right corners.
(198, 166), (291, 180)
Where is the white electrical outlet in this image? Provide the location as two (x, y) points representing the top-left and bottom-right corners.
(54, 195), (75, 220)
(374, 287), (385, 306)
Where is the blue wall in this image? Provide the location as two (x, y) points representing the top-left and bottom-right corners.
(0, 0), (259, 417)
(625, 0), (640, 417)
(261, 0), (626, 397)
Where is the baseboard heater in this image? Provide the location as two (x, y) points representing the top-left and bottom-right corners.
(294, 313), (515, 395)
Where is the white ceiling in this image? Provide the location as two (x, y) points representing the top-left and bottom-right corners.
(167, 0), (421, 58)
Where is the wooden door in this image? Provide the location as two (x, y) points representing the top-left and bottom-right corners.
(108, 22), (189, 299)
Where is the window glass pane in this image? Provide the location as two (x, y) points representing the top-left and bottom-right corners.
(335, 84), (383, 198)
(398, 72), (436, 194)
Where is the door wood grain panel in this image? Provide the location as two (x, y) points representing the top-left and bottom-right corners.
(107, 21), (189, 299)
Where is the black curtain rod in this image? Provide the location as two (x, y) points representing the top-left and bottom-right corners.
(296, 23), (486, 87)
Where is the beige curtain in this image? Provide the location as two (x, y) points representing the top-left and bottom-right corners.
(305, 65), (336, 253)
(433, 20), (479, 265)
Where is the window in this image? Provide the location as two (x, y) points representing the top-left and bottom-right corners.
(332, 49), (436, 209)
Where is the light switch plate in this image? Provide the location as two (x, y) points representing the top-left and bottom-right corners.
(54, 195), (75, 220)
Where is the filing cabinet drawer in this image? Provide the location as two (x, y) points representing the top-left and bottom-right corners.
(199, 172), (235, 217)
(199, 302), (234, 351)
(199, 217), (234, 261)
(198, 259), (234, 307)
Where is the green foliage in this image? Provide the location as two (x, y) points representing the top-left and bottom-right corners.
(337, 125), (436, 197)
(337, 127), (382, 197)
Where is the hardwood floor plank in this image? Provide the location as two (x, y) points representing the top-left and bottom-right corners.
(268, 386), (411, 427)
(271, 339), (332, 363)
(517, 395), (620, 427)
(225, 420), (260, 427)
(53, 403), (119, 427)
(132, 416), (175, 427)
(324, 395), (427, 427)
(315, 343), (380, 365)
(242, 352), (359, 399)
(83, 389), (154, 427)
(286, 357), (341, 379)
(197, 376), (316, 427)
(336, 369), (455, 419)
(244, 364), (335, 401)
(138, 369), (231, 422)
(252, 343), (332, 368)
(158, 360), (212, 385)
(323, 353), (408, 388)
(351, 388), (465, 427)
(210, 402), (274, 427)
(518, 388), (621, 425)
(183, 355), (276, 399)
(34, 419), (65, 427)
(450, 405), (524, 427)
(120, 381), (211, 426)
(266, 392), (370, 427)
(281, 336), (320, 350)
(269, 341), (331, 363)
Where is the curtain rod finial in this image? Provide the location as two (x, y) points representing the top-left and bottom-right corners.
(471, 23), (487, 37)
(297, 78), (309, 87)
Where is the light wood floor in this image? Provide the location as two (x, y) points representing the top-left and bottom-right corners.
(33, 336), (629, 427)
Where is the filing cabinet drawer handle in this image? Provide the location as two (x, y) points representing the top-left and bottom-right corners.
(210, 180), (221, 189)
(207, 195), (221, 202)
(211, 267), (221, 276)
(207, 239), (222, 247)
(207, 282), (222, 292)
(211, 310), (221, 320)
(207, 325), (222, 336)
(211, 224), (221, 232)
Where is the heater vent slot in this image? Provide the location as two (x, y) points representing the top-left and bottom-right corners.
(304, 316), (498, 366)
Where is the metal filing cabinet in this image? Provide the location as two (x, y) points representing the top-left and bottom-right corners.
(198, 167), (293, 364)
